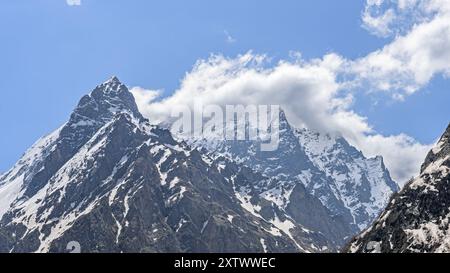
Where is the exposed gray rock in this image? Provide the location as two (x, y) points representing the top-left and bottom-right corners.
(346, 124), (450, 253)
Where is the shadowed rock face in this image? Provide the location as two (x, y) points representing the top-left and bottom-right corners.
(346, 124), (450, 253)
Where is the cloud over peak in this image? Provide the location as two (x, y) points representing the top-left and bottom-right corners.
(130, 52), (432, 184)
(128, 0), (450, 184)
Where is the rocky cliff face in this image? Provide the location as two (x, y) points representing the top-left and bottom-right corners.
(346, 124), (450, 253)
(296, 128), (398, 231)
(177, 110), (398, 248)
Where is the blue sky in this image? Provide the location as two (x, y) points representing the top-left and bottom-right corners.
(0, 0), (449, 179)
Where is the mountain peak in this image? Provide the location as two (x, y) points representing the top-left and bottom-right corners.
(108, 75), (120, 83)
(69, 78), (143, 130)
(277, 108), (292, 131)
(421, 122), (450, 173)
(101, 75), (121, 84)
(95, 76), (126, 95)
(101, 75), (123, 87)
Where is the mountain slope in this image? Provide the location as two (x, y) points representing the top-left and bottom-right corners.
(296, 128), (398, 230)
(0, 77), (331, 253)
(346, 124), (450, 253)
(177, 110), (398, 247)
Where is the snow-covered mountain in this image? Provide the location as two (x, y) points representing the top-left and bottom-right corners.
(0, 77), (398, 252)
(175, 109), (399, 246)
(0, 77), (334, 253)
(346, 123), (450, 253)
(296, 128), (399, 231)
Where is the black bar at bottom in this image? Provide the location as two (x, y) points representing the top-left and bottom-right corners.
(0, 253), (447, 272)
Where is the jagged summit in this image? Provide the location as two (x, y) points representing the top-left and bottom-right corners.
(278, 109), (292, 132)
(0, 78), (146, 203)
(106, 75), (121, 83)
(72, 76), (143, 126)
(421, 123), (450, 173)
(96, 76), (125, 93)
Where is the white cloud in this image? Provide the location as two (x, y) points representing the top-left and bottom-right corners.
(355, 0), (450, 97)
(66, 0), (81, 6)
(129, 87), (161, 118)
(362, 3), (396, 37)
(361, 0), (434, 38)
(131, 52), (431, 184)
(352, 18), (450, 96)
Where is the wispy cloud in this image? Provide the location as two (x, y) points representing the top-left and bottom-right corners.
(66, 0), (81, 6)
(224, 30), (236, 44)
(355, 0), (450, 97)
(361, 0), (434, 38)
